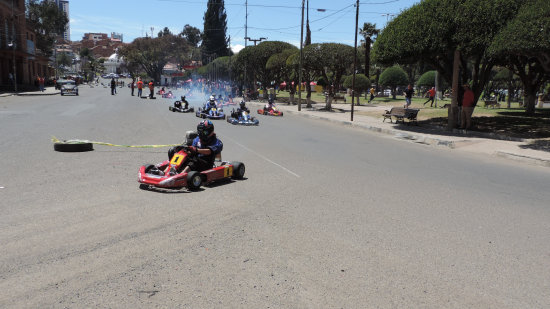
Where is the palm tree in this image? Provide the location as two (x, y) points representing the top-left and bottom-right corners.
(359, 22), (379, 78)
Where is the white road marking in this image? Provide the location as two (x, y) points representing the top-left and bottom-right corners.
(230, 139), (301, 178)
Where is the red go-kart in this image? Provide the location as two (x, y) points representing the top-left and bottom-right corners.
(138, 132), (245, 190)
(257, 105), (283, 116)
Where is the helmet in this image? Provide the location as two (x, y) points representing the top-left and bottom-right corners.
(239, 100), (246, 108)
(209, 95), (215, 102)
(268, 97), (274, 104)
(197, 120), (214, 140)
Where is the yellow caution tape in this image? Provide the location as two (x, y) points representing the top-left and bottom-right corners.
(52, 136), (180, 148)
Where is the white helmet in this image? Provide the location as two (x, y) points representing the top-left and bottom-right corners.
(209, 95), (215, 101)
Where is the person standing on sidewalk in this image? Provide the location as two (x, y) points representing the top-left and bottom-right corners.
(131, 77), (135, 96)
(110, 78), (116, 95)
(403, 84), (414, 109)
(423, 87), (436, 107)
(148, 80), (154, 99)
(39, 76), (45, 92)
(460, 84), (475, 129)
(137, 78), (143, 97)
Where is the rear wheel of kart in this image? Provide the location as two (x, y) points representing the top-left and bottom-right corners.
(230, 162), (245, 179)
(54, 141), (93, 152)
(139, 183), (150, 190)
(187, 171), (202, 190)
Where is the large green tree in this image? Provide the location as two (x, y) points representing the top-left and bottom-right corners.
(201, 0), (229, 64)
(489, 0), (550, 114)
(233, 41), (295, 89)
(118, 35), (190, 82)
(373, 0), (523, 105)
(26, 0), (68, 57)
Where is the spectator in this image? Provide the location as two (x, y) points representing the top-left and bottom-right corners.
(403, 84), (414, 109)
(423, 87), (436, 107)
(460, 84), (475, 130)
(368, 87), (376, 103)
(131, 77), (135, 96)
(148, 80), (154, 99)
(137, 78), (144, 97)
(110, 78), (116, 95)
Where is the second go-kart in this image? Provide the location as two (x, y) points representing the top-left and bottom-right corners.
(138, 131), (245, 190)
(227, 108), (259, 126)
(169, 96), (194, 113)
(195, 105), (226, 120)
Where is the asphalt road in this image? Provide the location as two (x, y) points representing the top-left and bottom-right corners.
(1, 84), (550, 308)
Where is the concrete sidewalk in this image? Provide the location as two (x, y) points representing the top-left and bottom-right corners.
(0, 86), (59, 97)
(247, 99), (550, 168)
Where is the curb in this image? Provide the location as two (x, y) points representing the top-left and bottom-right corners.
(495, 151), (550, 167)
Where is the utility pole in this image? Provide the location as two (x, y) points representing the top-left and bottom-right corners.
(298, 0), (305, 111)
(11, 0), (17, 93)
(350, 0), (359, 121)
(244, 37), (266, 46)
(244, 0), (248, 92)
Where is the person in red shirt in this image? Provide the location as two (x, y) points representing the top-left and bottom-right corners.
(423, 87), (436, 107)
(136, 78), (144, 97)
(460, 84), (475, 129)
(148, 81), (154, 99)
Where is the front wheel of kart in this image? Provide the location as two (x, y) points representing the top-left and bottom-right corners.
(187, 171), (202, 190)
(231, 162), (245, 179)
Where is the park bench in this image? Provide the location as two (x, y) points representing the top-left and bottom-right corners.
(383, 107), (419, 125)
(484, 100), (501, 108)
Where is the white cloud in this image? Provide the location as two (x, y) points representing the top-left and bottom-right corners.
(231, 44), (245, 53)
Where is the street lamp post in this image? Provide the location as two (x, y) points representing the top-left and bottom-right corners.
(350, 0), (360, 121)
(298, 0), (305, 111)
(8, 41), (17, 93)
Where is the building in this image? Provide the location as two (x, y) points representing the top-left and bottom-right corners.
(54, 0), (70, 42)
(1, 0), (52, 91)
(73, 33), (125, 59)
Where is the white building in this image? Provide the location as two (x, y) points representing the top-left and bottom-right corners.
(55, 0), (70, 42)
(104, 53), (122, 74)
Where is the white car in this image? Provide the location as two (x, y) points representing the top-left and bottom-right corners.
(60, 80), (79, 96)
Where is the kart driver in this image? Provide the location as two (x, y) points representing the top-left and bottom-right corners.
(264, 97), (275, 111)
(178, 120), (223, 175)
(206, 95), (217, 111)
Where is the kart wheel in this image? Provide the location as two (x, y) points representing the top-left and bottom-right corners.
(139, 183), (150, 190)
(54, 141), (93, 152)
(231, 162), (245, 179)
(187, 171), (202, 190)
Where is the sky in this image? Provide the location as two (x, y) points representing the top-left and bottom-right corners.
(69, 0), (419, 53)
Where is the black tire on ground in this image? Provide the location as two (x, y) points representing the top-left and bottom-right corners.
(54, 142), (93, 152)
(139, 183), (150, 190)
(231, 162), (245, 179)
(186, 171), (202, 190)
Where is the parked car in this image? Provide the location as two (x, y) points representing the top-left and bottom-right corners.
(60, 80), (79, 96)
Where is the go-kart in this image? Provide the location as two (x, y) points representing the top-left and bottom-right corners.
(196, 104), (226, 120)
(227, 109), (259, 126)
(169, 97), (194, 113)
(257, 105), (283, 116)
(162, 92), (175, 99)
(138, 131), (245, 190)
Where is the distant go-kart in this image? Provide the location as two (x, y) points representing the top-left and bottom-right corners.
(227, 109), (259, 126)
(257, 105), (283, 116)
(169, 97), (194, 113)
(138, 131), (245, 191)
(195, 104), (226, 120)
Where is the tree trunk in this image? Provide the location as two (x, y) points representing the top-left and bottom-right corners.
(391, 86), (397, 99)
(289, 93), (295, 104)
(524, 92), (537, 115)
(449, 49), (460, 130)
(326, 94), (333, 111)
(306, 83), (312, 108)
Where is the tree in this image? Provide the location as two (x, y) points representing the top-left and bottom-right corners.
(343, 74), (370, 105)
(417, 70), (436, 88)
(158, 27), (172, 37)
(373, 0), (524, 106)
(118, 35), (190, 82)
(233, 41), (295, 89)
(379, 66), (408, 99)
(489, 0), (550, 114)
(359, 22), (379, 77)
(180, 24), (202, 47)
(26, 0), (68, 57)
(56, 52), (72, 73)
(266, 48), (299, 88)
(201, 0), (229, 64)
